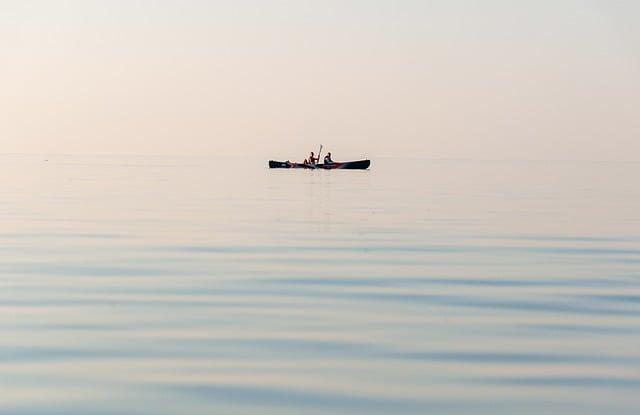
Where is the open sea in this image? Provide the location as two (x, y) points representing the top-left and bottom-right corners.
(1, 154), (639, 415)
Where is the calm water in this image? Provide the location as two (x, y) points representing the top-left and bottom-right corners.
(1, 155), (639, 415)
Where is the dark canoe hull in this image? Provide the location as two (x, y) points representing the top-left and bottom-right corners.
(269, 159), (370, 170)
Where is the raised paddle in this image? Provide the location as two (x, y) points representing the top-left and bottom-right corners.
(317, 144), (323, 165)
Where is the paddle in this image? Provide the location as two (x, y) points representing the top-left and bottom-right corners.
(317, 144), (323, 166)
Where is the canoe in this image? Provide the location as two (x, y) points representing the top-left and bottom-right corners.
(269, 159), (370, 170)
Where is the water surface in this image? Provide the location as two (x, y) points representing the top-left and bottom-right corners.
(1, 155), (639, 414)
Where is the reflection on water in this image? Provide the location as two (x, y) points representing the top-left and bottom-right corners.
(1, 155), (639, 415)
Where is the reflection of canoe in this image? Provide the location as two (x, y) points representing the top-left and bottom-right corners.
(269, 159), (370, 170)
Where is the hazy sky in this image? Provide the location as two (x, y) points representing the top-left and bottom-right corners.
(2, 0), (639, 160)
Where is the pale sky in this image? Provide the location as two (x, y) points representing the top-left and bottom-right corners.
(2, 0), (639, 160)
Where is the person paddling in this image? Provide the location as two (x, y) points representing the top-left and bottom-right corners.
(304, 151), (318, 165)
(323, 152), (333, 165)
